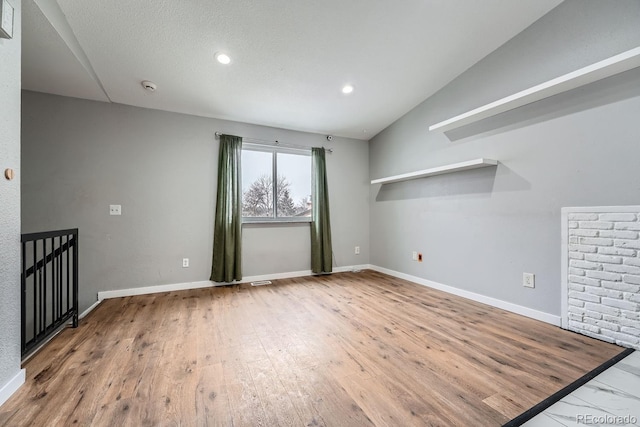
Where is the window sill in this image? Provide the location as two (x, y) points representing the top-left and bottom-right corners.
(242, 218), (312, 226)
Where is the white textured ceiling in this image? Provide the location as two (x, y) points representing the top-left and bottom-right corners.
(22, 0), (562, 140)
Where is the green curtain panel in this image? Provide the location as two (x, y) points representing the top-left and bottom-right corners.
(210, 134), (243, 282)
(311, 147), (333, 273)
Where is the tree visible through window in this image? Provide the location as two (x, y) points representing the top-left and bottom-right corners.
(241, 146), (311, 220)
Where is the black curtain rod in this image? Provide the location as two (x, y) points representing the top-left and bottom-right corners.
(214, 132), (333, 153)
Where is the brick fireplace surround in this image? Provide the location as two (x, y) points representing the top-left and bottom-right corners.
(562, 206), (640, 350)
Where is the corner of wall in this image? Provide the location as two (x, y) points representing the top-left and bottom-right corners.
(0, 369), (25, 407)
(0, 0), (23, 405)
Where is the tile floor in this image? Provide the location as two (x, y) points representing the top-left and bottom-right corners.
(523, 350), (640, 426)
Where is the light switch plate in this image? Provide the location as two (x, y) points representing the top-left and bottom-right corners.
(0, 0), (14, 39)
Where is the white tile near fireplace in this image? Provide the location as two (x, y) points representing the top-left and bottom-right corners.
(524, 351), (640, 426)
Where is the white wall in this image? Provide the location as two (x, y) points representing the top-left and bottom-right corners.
(0, 0), (24, 404)
(369, 0), (640, 318)
(21, 91), (370, 313)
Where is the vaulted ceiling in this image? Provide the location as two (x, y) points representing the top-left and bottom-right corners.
(22, 0), (562, 140)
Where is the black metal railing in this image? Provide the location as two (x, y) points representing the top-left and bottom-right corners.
(21, 228), (79, 357)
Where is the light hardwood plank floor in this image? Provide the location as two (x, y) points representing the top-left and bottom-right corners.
(0, 270), (624, 426)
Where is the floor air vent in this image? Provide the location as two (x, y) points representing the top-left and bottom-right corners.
(251, 280), (272, 286)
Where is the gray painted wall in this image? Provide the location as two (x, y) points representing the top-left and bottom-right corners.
(369, 0), (640, 317)
(22, 91), (369, 310)
(0, 0), (22, 392)
(21, 92), (369, 313)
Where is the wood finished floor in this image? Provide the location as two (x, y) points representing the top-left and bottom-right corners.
(0, 270), (624, 426)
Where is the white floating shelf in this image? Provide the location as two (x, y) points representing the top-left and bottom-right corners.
(429, 46), (640, 132)
(371, 158), (498, 185)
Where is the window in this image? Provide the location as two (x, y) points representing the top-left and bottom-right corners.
(241, 144), (312, 222)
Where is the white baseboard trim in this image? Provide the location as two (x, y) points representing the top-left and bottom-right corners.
(0, 369), (25, 407)
(79, 300), (102, 319)
(96, 265), (370, 301)
(368, 265), (561, 326)
(337, 265), (371, 273)
(98, 280), (214, 301)
(241, 270), (312, 283)
(241, 265), (370, 283)
(92, 264), (559, 326)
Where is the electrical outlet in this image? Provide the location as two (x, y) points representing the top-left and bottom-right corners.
(418, 253), (423, 262)
(109, 204), (121, 215)
(182, 258), (189, 268)
(412, 251), (418, 261)
(355, 246), (360, 255)
(523, 272), (535, 288)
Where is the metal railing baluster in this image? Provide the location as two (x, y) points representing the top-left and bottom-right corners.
(20, 229), (80, 357)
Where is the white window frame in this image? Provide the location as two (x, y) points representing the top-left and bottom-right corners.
(241, 143), (312, 224)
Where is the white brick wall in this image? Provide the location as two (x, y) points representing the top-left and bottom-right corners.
(562, 207), (640, 350)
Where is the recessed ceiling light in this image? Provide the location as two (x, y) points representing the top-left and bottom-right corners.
(216, 52), (231, 65)
(342, 84), (354, 94)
